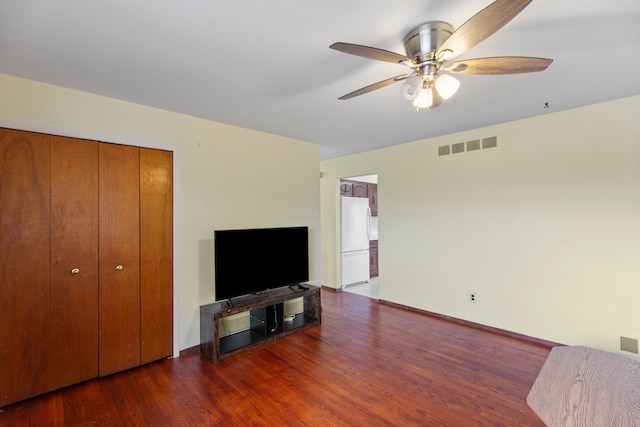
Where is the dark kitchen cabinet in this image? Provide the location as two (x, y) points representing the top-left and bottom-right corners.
(369, 240), (379, 277)
(367, 183), (378, 216)
(340, 181), (353, 196)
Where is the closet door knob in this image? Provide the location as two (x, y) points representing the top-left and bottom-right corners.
(71, 268), (80, 275)
(115, 265), (124, 271)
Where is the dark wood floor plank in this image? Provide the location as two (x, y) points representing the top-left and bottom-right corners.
(0, 290), (550, 426)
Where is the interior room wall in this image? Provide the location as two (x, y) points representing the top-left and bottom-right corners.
(320, 95), (640, 355)
(0, 73), (321, 352)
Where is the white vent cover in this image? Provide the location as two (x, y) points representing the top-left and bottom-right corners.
(437, 136), (498, 157)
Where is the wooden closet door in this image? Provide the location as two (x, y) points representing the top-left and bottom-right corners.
(140, 148), (174, 363)
(50, 136), (99, 388)
(0, 128), (51, 406)
(99, 143), (141, 376)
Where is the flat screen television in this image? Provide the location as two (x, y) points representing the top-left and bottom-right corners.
(214, 226), (309, 301)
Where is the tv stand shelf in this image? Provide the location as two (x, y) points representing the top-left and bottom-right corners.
(200, 285), (321, 363)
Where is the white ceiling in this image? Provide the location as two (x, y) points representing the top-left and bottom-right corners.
(1, 0), (639, 159)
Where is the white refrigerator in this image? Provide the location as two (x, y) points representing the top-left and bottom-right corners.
(341, 196), (371, 287)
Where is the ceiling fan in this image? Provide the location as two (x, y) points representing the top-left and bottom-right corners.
(330, 0), (552, 110)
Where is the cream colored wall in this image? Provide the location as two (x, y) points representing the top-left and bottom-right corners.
(321, 95), (640, 354)
(0, 74), (321, 352)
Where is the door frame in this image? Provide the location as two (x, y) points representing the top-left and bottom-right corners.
(338, 173), (379, 292)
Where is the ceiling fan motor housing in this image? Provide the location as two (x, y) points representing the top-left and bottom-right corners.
(403, 21), (453, 64)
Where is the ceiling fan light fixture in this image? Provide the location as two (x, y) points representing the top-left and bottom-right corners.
(400, 75), (423, 100)
(434, 74), (460, 99)
(413, 85), (433, 110)
(437, 49), (454, 62)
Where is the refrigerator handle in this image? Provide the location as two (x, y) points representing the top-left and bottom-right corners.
(366, 206), (372, 239)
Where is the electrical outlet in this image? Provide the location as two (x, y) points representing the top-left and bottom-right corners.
(470, 293), (476, 303)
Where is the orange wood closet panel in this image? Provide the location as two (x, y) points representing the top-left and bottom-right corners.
(50, 136), (100, 389)
(0, 129), (51, 406)
(140, 147), (174, 364)
(98, 143), (141, 376)
(1, 128), (173, 406)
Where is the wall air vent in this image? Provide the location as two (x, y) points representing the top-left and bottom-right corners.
(437, 136), (498, 157)
(451, 142), (465, 154)
(482, 136), (498, 149)
(466, 139), (480, 152)
(438, 145), (451, 156)
(620, 336), (639, 354)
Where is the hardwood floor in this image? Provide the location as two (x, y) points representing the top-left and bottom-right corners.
(0, 290), (551, 426)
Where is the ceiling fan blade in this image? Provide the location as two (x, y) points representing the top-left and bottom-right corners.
(330, 42), (410, 64)
(436, 0), (532, 60)
(338, 75), (408, 100)
(447, 57), (553, 75)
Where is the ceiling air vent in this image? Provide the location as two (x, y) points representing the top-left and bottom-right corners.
(437, 136), (498, 157)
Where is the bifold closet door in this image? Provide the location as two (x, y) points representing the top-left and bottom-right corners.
(0, 129), (51, 406)
(99, 143), (141, 376)
(50, 136), (99, 389)
(140, 147), (174, 363)
(1, 129), (173, 406)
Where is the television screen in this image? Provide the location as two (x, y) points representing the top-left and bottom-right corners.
(214, 226), (309, 301)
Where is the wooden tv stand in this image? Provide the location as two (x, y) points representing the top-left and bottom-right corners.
(199, 285), (321, 363)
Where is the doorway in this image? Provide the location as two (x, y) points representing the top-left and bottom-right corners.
(339, 174), (379, 299)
